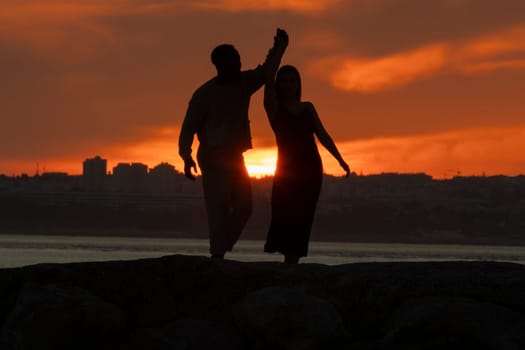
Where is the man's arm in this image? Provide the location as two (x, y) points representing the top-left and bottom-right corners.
(178, 94), (207, 180)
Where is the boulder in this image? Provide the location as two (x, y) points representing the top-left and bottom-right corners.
(135, 319), (242, 350)
(233, 286), (346, 349)
(384, 296), (525, 349)
(0, 283), (126, 350)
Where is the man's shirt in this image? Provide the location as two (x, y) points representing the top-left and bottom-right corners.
(178, 42), (286, 161)
(178, 68), (265, 161)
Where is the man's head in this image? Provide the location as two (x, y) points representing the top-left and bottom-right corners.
(211, 44), (241, 82)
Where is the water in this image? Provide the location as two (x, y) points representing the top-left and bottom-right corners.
(1, 234), (525, 268)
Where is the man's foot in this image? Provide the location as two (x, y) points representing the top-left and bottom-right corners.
(211, 253), (225, 259)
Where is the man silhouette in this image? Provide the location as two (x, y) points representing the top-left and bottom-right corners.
(179, 29), (288, 259)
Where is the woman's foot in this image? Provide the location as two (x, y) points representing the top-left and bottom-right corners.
(211, 253), (225, 259)
(284, 254), (299, 264)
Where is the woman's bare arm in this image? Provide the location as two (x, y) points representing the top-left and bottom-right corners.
(264, 29), (288, 122)
(308, 102), (350, 176)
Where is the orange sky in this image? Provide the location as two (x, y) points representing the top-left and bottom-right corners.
(1, 0), (525, 178)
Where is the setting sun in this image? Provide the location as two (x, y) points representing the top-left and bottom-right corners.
(244, 149), (277, 178)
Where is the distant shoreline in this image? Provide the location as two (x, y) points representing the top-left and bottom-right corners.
(2, 229), (525, 248)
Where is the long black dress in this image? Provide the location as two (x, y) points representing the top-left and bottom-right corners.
(264, 105), (323, 257)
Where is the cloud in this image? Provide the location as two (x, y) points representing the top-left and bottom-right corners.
(193, 0), (343, 13)
(461, 59), (525, 74)
(461, 25), (525, 58)
(6, 124), (525, 179)
(0, 1), (181, 20)
(296, 30), (346, 51)
(312, 24), (525, 92)
(319, 125), (525, 178)
(100, 126), (182, 172)
(0, 1), (188, 59)
(0, 126), (183, 176)
(314, 44), (447, 92)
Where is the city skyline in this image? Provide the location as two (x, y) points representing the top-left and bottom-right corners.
(2, 152), (522, 180)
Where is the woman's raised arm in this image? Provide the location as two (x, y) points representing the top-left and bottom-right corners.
(264, 29), (288, 122)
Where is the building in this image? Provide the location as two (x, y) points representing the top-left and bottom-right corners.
(82, 156), (107, 192)
(113, 162), (148, 192)
(149, 162), (182, 193)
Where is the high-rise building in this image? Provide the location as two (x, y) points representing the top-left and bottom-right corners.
(82, 156), (107, 192)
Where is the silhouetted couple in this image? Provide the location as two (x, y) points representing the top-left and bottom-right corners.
(179, 28), (349, 264)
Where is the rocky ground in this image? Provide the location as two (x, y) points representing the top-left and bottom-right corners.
(1, 255), (525, 349)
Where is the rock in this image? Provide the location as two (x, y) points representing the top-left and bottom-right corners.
(233, 286), (346, 349)
(2, 257), (525, 349)
(133, 319), (243, 350)
(384, 296), (525, 349)
(0, 283), (126, 350)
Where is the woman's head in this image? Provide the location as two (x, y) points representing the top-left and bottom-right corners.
(276, 65), (301, 102)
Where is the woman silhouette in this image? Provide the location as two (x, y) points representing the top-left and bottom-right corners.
(264, 29), (350, 264)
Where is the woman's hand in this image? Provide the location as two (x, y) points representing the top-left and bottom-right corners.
(340, 161), (350, 178)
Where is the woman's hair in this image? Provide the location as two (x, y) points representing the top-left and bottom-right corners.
(275, 65), (302, 103)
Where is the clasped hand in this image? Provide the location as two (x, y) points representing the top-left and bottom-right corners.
(274, 28), (289, 48)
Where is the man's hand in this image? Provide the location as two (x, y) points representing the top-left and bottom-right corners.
(184, 157), (198, 180)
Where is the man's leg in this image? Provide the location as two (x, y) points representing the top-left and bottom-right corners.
(228, 155), (252, 248)
(200, 160), (233, 257)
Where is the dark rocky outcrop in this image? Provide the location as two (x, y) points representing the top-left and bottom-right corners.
(233, 286), (346, 349)
(1, 284), (126, 350)
(1, 255), (525, 349)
